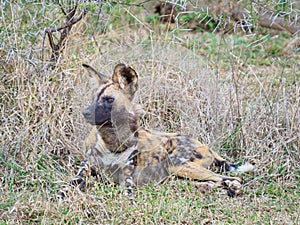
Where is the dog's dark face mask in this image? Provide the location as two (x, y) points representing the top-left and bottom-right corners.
(82, 64), (138, 126)
(82, 98), (114, 126)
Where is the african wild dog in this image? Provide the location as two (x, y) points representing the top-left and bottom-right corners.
(70, 63), (254, 197)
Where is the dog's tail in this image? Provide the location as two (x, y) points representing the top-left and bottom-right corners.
(212, 151), (255, 173)
(229, 162), (255, 173)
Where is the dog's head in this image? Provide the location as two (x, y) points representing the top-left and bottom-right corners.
(82, 63), (139, 126)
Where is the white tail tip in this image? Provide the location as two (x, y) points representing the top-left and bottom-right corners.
(236, 163), (255, 172)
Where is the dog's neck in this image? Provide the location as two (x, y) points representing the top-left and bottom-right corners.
(96, 112), (139, 153)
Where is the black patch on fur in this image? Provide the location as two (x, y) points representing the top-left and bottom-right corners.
(128, 149), (138, 166)
(91, 167), (97, 177)
(189, 157), (195, 162)
(194, 152), (203, 159)
(152, 155), (160, 162)
(227, 189), (236, 197)
(214, 159), (232, 171)
(165, 139), (176, 154)
(96, 83), (114, 102)
(222, 178), (240, 197)
(230, 164), (238, 170)
(168, 139), (174, 147)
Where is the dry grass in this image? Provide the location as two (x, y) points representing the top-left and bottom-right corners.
(1, 1), (299, 224)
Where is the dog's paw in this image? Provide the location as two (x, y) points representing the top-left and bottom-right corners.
(224, 179), (242, 197)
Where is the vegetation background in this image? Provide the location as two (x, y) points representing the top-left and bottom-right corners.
(1, 0), (299, 224)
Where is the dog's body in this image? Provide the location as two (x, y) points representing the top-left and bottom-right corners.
(73, 63), (253, 197)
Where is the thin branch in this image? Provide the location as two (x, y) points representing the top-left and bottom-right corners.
(45, 4), (88, 65)
(58, 1), (68, 16)
(45, 9), (88, 33)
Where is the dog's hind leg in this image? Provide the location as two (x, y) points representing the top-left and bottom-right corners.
(168, 163), (243, 197)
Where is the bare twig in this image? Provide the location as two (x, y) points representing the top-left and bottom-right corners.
(45, 3), (88, 65)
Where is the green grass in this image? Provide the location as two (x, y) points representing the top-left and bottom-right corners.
(1, 1), (299, 224)
(1, 176), (298, 224)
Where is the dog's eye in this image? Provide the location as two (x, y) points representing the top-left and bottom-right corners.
(106, 97), (115, 104)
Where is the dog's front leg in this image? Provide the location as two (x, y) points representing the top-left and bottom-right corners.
(70, 159), (91, 191)
(56, 159), (91, 200)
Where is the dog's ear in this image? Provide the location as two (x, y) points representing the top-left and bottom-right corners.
(82, 64), (109, 85)
(112, 64), (138, 100)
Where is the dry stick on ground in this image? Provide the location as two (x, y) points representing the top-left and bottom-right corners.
(44, 4), (88, 65)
